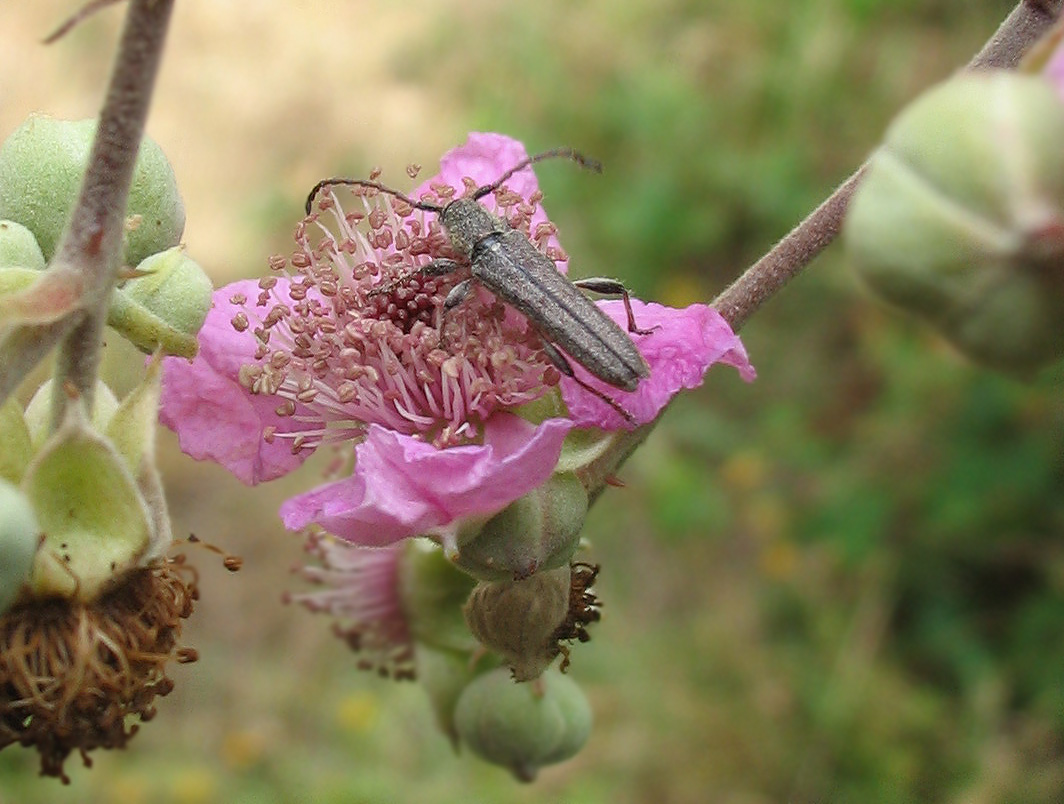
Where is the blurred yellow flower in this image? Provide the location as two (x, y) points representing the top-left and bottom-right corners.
(171, 766), (219, 804)
(111, 776), (149, 804)
(221, 728), (269, 771)
(759, 539), (799, 581)
(335, 691), (379, 733)
(720, 450), (768, 491)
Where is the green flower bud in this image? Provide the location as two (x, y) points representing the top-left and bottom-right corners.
(846, 72), (1064, 375)
(397, 538), (479, 653)
(109, 246), (213, 357)
(453, 472), (588, 582)
(0, 219), (45, 270)
(0, 114), (185, 265)
(415, 643), (497, 750)
(463, 565), (571, 682)
(0, 478), (41, 613)
(0, 220), (47, 300)
(454, 666), (593, 782)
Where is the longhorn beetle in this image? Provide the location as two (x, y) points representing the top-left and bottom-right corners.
(305, 148), (653, 421)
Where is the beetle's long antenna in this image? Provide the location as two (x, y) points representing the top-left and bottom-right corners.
(304, 177), (444, 215)
(471, 148), (603, 200)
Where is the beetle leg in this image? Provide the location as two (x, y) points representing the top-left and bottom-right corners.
(540, 340), (636, 425)
(442, 277), (476, 312)
(367, 258), (465, 298)
(571, 277), (658, 336)
(422, 257), (464, 277)
(430, 277), (477, 352)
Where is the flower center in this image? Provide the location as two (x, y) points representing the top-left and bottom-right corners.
(365, 272), (450, 335)
(233, 175), (563, 451)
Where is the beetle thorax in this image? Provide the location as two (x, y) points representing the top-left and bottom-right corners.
(440, 198), (507, 257)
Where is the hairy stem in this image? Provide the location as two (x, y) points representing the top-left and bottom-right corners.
(711, 0), (1064, 332)
(48, 0), (174, 426)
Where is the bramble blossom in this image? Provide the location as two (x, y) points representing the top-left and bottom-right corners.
(159, 132), (754, 551)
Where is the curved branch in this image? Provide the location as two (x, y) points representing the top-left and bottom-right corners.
(712, 0), (1064, 332)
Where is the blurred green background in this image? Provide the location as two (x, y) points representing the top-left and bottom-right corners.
(2, 1), (1063, 802)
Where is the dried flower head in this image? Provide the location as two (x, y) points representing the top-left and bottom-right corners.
(552, 561), (603, 673)
(0, 558), (197, 782)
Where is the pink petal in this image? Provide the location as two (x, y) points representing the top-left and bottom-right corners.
(560, 300), (756, 429)
(433, 132), (539, 198)
(159, 279), (317, 485)
(412, 132), (569, 274)
(280, 414), (573, 545)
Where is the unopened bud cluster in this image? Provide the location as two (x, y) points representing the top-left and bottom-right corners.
(847, 72), (1064, 375)
(0, 114), (211, 358)
(0, 114), (206, 779)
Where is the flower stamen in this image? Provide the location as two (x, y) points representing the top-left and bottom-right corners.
(230, 173), (564, 449)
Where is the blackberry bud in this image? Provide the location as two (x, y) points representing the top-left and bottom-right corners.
(454, 666), (592, 782)
(847, 72), (1064, 374)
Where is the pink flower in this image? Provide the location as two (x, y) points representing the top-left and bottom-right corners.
(160, 132), (754, 548)
(286, 533), (414, 679)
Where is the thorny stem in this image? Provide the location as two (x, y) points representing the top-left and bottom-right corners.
(711, 0), (1064, 332)
(48, 0), (174, 427)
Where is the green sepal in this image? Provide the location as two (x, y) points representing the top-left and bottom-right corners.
(398, 538), (478, 652)
(106, 355), (161, 474)
(106, 356), (172, 559)
(0, 397), (33, 484)
(0, 478), (40, 613)
(555, 426), (616, 474)
(511, 388), (569, 425)
(452, 472), (588, 582)
(0, 265), (41, 297)
(23, 401), (151, 601)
